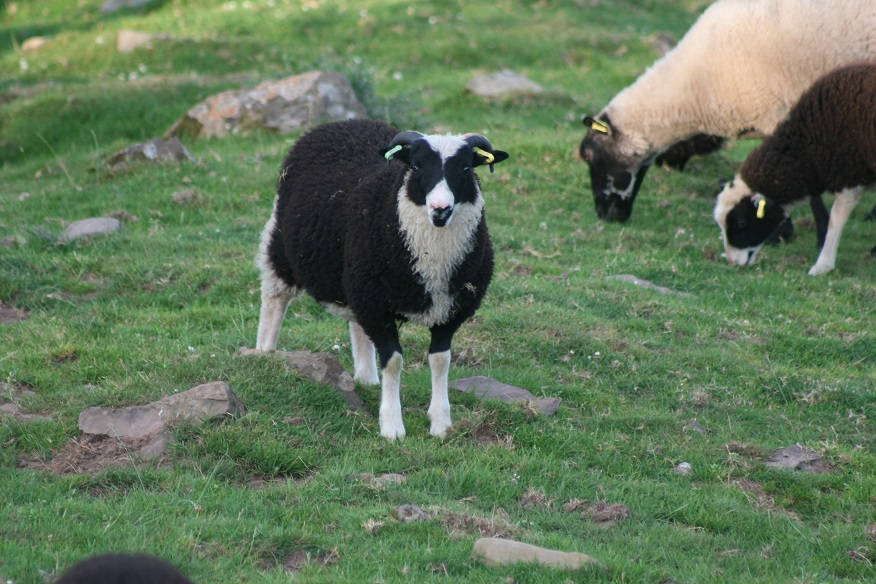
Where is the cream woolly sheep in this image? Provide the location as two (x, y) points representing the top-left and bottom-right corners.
(579, 0), (876, 224)
(714, 64), (876, 275)
(256, 119), (508, 440)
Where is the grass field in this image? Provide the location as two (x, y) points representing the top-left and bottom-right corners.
(1, 1), (874, 582)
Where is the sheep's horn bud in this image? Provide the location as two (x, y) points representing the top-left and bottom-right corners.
(387, 131), (425, 150)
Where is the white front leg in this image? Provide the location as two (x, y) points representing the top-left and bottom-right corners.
(809, 187), (862, 276)
(349, 322), (379, 384)
(379, 352), (405, 440)
(427, 350), (452, 438)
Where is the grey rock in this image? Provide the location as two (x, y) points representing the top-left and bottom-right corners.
(675, 462), (693, 475)
(452, 376), (561, 416)
(60, 218), (122, 243)
(105, 137), (196, 168)
(473, 538), (602, 570)
(351, 472), (406, 490)
(165, 72), (368, 139)
(101, 0), (159, 13)
(78, 381), (247, 459)
(238, 348), (363, 410)
(395, 504), (429, 522)
(0, 402), (51, 422)
(606, 274), (693, 297)
(765, 444), (829, 472)
(465, 69), (544, 99)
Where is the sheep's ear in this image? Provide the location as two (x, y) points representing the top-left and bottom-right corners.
(383, 131), (424, 165)
(463, 134), (509, 173)
(583, 116), (612, 135)
(382, 144), (411, 165)
(472, 147), (509, 173)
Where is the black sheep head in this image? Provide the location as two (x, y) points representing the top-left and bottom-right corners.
(714, 177), (790, 267)
(579, 114), (653, 223)
(382, 131), (508, 228)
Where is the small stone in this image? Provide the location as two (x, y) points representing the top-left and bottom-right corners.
(606, 274), (693, 297)
(101, 0), (159, 13)
(676, 462), (693, 475)
(452, 376), (560, 416)
(104, 137), (195, 169)
(683, 419), (708, 435)
(21, 37), (50, 51)
(473, 538), (602, 570)
(60, 218), (122, 243)
(395, 505), (429, 522)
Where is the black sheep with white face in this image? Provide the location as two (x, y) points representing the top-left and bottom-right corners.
(255, 119), (508, 440)
(714, 64), (876, 275)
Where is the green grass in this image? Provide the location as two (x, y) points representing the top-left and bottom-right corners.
(2, 0), (875, 582)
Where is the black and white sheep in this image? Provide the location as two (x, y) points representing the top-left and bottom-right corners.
(714, 64), (876, 275)
(255, 119), (508, 440)
(579, 0), (876, 224)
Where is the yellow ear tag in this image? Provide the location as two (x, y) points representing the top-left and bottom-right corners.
(473, 147), (495, 164)
(590, 119), (610, 134)
(756, 198), (767, 219)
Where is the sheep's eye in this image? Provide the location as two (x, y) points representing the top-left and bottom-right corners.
(411, 165), (420, 173)
(463, 166), (471, 173)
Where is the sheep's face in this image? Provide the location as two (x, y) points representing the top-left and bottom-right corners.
(392, 136), (508, 228)
(580, 115), (652, 223)
(714, 177), (789, 267)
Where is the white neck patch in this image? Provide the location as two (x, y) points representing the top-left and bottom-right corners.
(397, 174), (484, 327)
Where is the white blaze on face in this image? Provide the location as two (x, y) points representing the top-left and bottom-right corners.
(425, 180), (455, 226)
(713, 176), (760, 266)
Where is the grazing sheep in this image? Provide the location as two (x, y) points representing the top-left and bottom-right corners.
(579, 0), (876, 225)
(57, 553), (192, 584)
(714, 64), (876, 275)
(256, 119), (508, 440)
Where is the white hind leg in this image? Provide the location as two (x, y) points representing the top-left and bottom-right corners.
(809, 187), (862, 276)
(256, 283), (296, 351)
(350, 321), (379, 384)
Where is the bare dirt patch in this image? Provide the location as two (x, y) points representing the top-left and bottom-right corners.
(565, 499), (631, 528)
(520, 487), (554, 508)
(440, 508), (520, 539)
(0, 302), (29, 324)
(273, 548), (340, 573)
(20, 434), (167, 476)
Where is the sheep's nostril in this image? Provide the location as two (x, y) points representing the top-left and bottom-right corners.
(431, 206), (453, 226)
